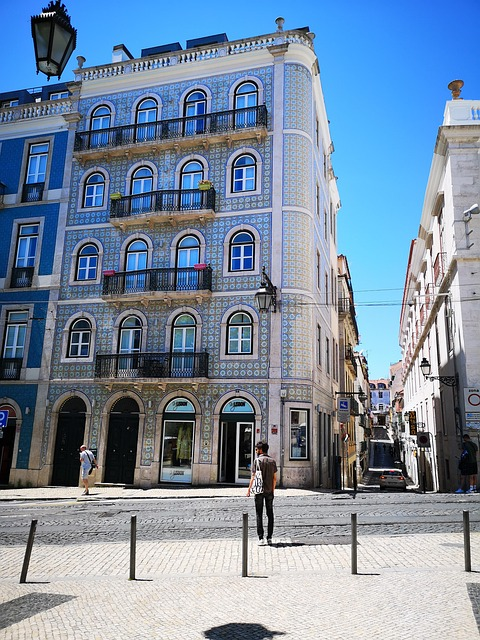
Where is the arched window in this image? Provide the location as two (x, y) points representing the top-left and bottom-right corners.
(230, 231), (254, 272)
(117, 316), (143, 374)
(232, 154), (256, 192)
(83, 173), (105, 208)
(136, 98), (158, 142)
(68, 318), (92, 357)
(125, 239), (148, 291)
(90, 106), (111, 148)
(227, 312), (253, 354)
(76, 244), (99, 281)
(176, 235), (200, 289)
(180, 161), (204, 210)
(184, 90), (206, 135)
(171, 313), (196, 377)
(131, 166), (153, 214)
(234, 82), (258, 128)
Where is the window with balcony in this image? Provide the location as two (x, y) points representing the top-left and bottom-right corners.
(50, 91), (69, 100)
(184, 90), (207, 135)
(23, 142), (49, 202)
(83, 173), (105, 208)
(180, 160), (204, 210)
(125, 239), (148, 291)
(90, 106), (111, 148)
(230, 231), (254, 272)
(234, 82), (258, 128)
(171, 314), (196, 377)
(76, 244), (99, 281)
(176, 235), (200, 289)
(135, 98), (158, 142)
(232, 154), (256, 192)
(11, 224), (38, 288)
(118, 316), (143, 373)
(2, 310), (27, 379)
(130, 167), (153, 214)
(227, 312), (253, 354)
(68, 318), (92, 358)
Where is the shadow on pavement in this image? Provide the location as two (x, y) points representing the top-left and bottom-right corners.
(0, 593), (76, 629)
(204, 623), (286, 639)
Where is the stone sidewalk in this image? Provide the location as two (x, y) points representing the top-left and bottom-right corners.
(0, 531), (479, 638)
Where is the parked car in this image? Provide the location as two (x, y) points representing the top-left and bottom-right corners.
(379, 469), (407, 491)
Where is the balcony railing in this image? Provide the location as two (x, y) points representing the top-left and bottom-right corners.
(21, 182), (44, 202)
(10, 267), (34, 288)
(0, 358), (22, 380)
(110, 188), (216, 224)
(95, 352), (209, 379)
(74, 106), (268, 153)
(433, 252), (447, 286)
(103, 266), (213, 296)
(344, 345), (358, 376)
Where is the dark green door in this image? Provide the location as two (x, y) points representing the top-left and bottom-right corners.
(52, 399), (86, 486)
(104, 399), (139, 484)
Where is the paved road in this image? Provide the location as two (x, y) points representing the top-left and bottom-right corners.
(0, 486), (479, 639)
(1, 488), (479, 546)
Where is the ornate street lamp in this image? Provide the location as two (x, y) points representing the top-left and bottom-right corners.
(255, 266), (277, 312)
(420, 357), (457, 387)
(31, 1), (77, 80)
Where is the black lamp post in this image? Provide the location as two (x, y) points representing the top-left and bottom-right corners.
(255, 266), (277, 312)
(420, 357), (457, 387)
(31, 1), (77, 80)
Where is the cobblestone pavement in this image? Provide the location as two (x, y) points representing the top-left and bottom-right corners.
(0, 533), (479, 639)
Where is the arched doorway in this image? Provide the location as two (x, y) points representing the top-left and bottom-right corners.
(219, 398), (255, 484)
(0, 404), (16, 485)
(159, 397), (195, 484)
(104, 397), (139, 485)
(52, 397), (87, 486)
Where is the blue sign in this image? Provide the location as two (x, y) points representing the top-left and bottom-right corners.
(339, 400), (349, 411)
(0, 410), (9, 429)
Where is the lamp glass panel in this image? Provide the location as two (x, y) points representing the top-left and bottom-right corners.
(34, 21), (51, 57)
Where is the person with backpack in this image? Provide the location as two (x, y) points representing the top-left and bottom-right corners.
(246, 441), (277, 545)
(79, 444), (97, 496)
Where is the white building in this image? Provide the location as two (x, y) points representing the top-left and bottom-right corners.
(400, 81), (480, 492)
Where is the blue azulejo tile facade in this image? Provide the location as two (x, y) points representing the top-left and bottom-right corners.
(0, 23), (345, 490)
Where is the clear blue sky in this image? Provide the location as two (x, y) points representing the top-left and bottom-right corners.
(1, 0), (479, 378)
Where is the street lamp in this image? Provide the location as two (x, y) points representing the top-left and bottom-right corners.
(420, 357), (457, 387)
(255, 266), (277, 312)
(31, 1), (77, 80)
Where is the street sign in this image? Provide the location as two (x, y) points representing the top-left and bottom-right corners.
(417, 431), (431, 448)
(409, 410), (417, 435)
(0, 410), (9, 429)
(464, 388), (480, 411)
(337, 397), (350, 423)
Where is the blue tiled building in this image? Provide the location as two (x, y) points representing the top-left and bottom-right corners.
(0, 21), (343, 488)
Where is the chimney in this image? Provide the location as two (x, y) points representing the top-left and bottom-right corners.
(112, 44), (134, 63)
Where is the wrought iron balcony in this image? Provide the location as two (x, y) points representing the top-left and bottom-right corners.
(109, 188), (216, 227)
(344, 345), (358, 376)
(102, 266), (213, 300)
(10, 267), (34, 288)
(433, 252), (447, 286)
(21, 182), (44, 202)
(95, 352), (209, 380)
(74, 105), (268, 159)
(0, 358), (22, 380)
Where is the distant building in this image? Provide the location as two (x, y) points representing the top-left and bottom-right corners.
(369, 379), (391, 429)
(399, 81), (480, 492)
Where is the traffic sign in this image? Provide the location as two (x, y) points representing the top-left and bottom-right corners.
(417, 431), (431, 448)
(0, 410), (9, 429)
(465, 388), (480, 411)
(337, 397), (350, 423)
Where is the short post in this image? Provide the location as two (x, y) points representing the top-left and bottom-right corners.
(129, 515), (137, 580)
(20, 519), (37, 584)
(242, 512), (248, 577)
(351, 513), (358, 575)
(463, 510), (471, 572)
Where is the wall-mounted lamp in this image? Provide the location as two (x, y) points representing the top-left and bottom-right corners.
(335, 390), (368, 403)
(420, 357), (458, 387)
(255, 266), (277, 312)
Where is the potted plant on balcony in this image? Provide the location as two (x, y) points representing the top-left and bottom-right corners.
(110, 192), (122, 200)
(198, 180), (212, 191)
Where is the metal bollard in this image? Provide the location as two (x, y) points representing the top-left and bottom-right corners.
(242, 512), (248, 577)
(129, 515), (137, 580)
(463, 510), (471, 572)
(351, 513), (358, 575)
(20, 519), (37, 584)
